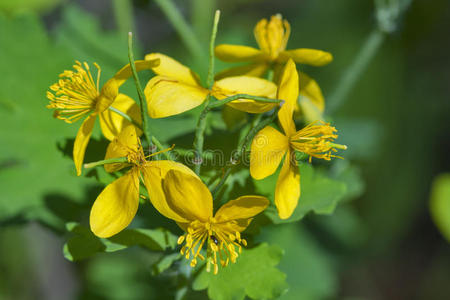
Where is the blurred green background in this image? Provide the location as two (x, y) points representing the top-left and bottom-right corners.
(0, 0), (449, 299)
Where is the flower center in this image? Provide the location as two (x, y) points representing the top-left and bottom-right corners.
(177, 220), (247, 274)
(47, 61), (101, 123)
(289, 121), (347, 162)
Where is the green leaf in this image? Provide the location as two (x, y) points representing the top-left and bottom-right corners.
(151, 253), (182, 276)
(430, 173), (450, 242)
(258, 224), (338, 300)
(63, 222), (178, 261)
(63, 222), (105, 261)
(0, 0), (62, 14)
(330, 160), (365, 202)
(0, 12), (96, 228)
(107, 228), (178, 252)
(254, 163), (347, 223)
(193, 243), (288, 300)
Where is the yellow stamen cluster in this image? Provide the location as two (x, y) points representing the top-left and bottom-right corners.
(46, 61), (101, 123)
(290, 121), (347, 162)
(177, 219), (247, 275)
(254, 14), (290, 61)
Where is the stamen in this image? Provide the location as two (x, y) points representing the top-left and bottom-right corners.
(290, 121), (347, 161)
(47, 61), (100, 122)
(178, 221), (249, 274)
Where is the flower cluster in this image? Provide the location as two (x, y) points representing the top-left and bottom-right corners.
(46, 14), (346, 274)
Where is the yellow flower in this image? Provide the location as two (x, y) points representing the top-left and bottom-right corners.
(215, 14), (332, 77)
(46, 59), (159, 176)
(90, 125), (194, 238)
(250, 59), (346, 219)
(215, 14), (331, 122)
(143, 53), (277, 118)
(152, 168), (269, 274)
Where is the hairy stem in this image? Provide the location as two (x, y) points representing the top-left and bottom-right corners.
(107, 107), (172, 160)
(127, 32), (152, 146)
(212, 107), (280, 198)
(84, 157), (128, 169)
(193, 10), (221, 175)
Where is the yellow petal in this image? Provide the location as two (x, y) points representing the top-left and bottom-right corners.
(275, 152), (300, 219)
(90, 169), (140, 238)
(144, 76), (208, 118)
(297, 72), (325, 122)
(214, 195), (269, 222)
(250, 125), (288, 180)
(213, 76), (277, 113)
(112, 59), (160, 87)
(277, 59), (298, 136)
(99, 93), (142, 141)
(214, 63), (269, 80)
(73, 113), (96, 176)
(95, 60), (159, 113)
(162, 169), (213, 222)
(104, 125), (139, 173)
(95, 78), (119, 113)
(141, 161), (197, 223)
(280, 49), (333, 66)
(215, 44), (265, 62)
(145, 53), (201, 86)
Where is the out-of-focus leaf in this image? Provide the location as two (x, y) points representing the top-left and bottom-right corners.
(192, 243), (288, 300)
(254, 163), (347, 223)
(151, 253), (182, 276)
(63, 222), (177, 261)
(333, 118), (383, 160)
(258, 224), (338, 300)
(63, 222), (105, 261)
(312, 205), (368, 250)
(430, 173), (450, 242)
(0, 0), (62, 14)
(330, 160), (366, 202)
(107, 228), (178, 252)
(0, 13), (95, 227)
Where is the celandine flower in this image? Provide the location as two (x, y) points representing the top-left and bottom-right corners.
(46, 59), (159, 175)
(90, 125), (194, 238)
(154, 168), (268, 274)
(143, 53), (277, 118)
(250, 59), (346, 219)
(215, 14), (332, 79)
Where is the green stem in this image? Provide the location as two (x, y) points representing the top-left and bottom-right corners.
(108, 106), (141, 128)
(151, 136), (173, 160)
(153, 0), (204, 64)
(193, 10), (221, 175)
(128, 32), (152, 146)
(84, 157), (128, 169)
(326, 29), (385, 114)
(206, 10), (220, 88)
(193, 95), (211, 174)
(108, 107), (172, 160)
(112, 0), (134, 37)
(208, 94), (282, 109)
(212, 107), (280, 198)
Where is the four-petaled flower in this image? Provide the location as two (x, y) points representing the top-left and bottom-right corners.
(250, 59), (346, 219)
(215, 14), (332, 121)
(90, 125), (194, 238)
(46, 59), (159, 175)
(152, 167), (268, 274)
(215, 14), (332, 78)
